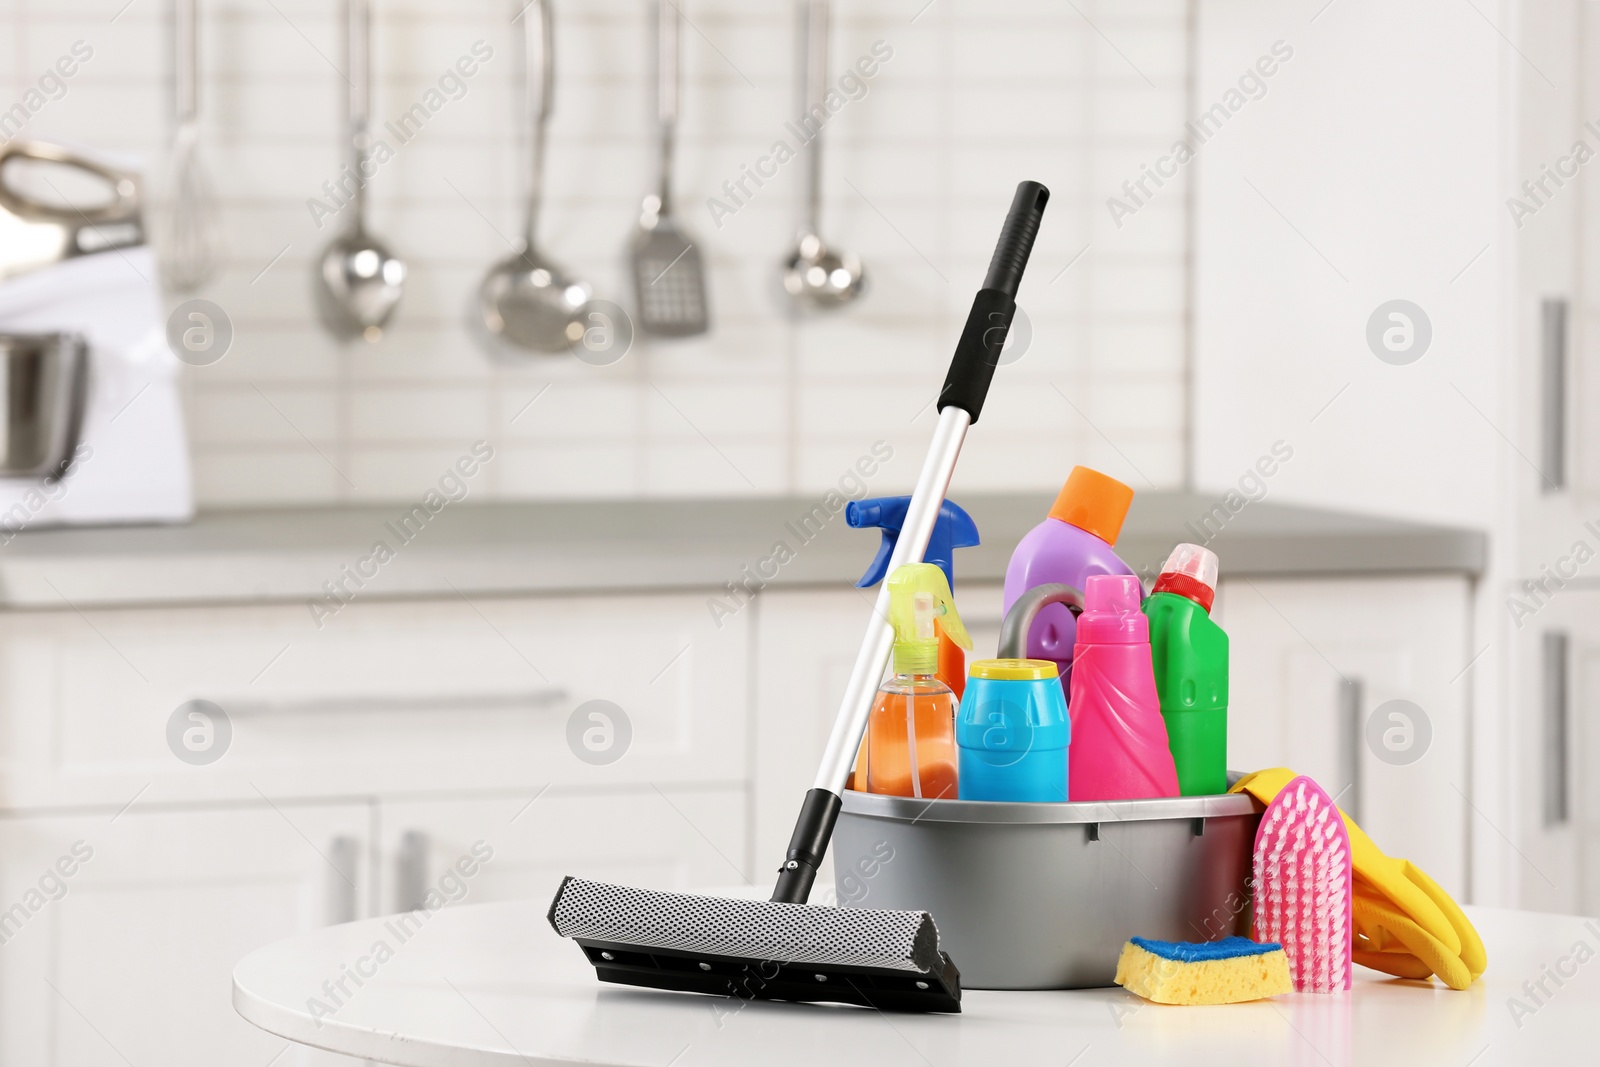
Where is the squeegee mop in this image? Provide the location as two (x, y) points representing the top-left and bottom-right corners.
(549, 180), (1051, 1013)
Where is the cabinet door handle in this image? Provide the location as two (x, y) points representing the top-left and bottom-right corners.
(221, 689), (569, 717)
(1541, 298), (1567, 491)
(1338, 676), (1364, 825)
(1543, 631), (1570, 826)
(397, 829), (429, 912)
(326, 835), (360, 925)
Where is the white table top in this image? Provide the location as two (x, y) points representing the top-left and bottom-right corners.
(234, 896), (1596, 1066)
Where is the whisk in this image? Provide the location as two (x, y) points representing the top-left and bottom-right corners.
(157, 0), (220, 293)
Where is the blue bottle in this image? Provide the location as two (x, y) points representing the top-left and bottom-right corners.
(957, 659), (1070, 802)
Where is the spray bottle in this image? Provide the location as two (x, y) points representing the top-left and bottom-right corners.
(1143, 543), (1229, 795)
(865, 563), (973, 800)
(846, 496), (979, 696)
(846, 498), (979, 790)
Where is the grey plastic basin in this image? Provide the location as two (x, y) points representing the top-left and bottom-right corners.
(832, 787), (1262, 989)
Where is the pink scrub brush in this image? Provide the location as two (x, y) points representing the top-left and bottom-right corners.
(1251, 775), (1353, 992)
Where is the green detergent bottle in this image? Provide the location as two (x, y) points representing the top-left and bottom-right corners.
(1143, 543), (1229, 796)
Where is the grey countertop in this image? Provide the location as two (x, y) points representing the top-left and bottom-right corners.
(0, 492), (1486, 609)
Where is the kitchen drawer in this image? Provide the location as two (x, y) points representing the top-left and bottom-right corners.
(377, 785), (752, 914)
(0, 591), (749, 810)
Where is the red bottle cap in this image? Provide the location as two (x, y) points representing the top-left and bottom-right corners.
(1152, 543), (1218, 612)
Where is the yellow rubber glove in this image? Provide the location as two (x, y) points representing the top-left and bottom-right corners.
(1231, 768), (1486, 990)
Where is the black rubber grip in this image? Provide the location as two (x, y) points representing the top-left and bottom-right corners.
(937, 180), (1048, 424)
(982, 180), (1049, 297)
(771, 788), (842, 904)
(937, 288), (1013, 425)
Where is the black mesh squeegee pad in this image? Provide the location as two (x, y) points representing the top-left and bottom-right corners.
(548, 876), (962, 1012)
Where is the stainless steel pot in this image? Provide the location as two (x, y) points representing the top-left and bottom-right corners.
(0, 333), (88, 478)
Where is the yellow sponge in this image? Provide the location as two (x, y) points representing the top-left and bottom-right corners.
(1114, 937), (1292, 1005)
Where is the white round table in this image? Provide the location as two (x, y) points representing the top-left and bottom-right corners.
(234, 896), (1596, 1066)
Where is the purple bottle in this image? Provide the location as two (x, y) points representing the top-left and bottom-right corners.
(1001, 466), (1137, 694)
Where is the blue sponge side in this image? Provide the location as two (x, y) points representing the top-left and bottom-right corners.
(1128, 936), (1283, 963)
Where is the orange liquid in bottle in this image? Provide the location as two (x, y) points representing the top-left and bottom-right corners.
(865, 674), (959, 800)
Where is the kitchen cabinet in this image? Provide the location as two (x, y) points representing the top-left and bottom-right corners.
(751, 584), (1006, 887)
(0, 804), (369, 1066)
(0, 551), (1477, 1064)
(376, 788), (750, 912)
(1506, 3), (1600, 915)
(1501, 2), (1600, 914)
(1508, 587), (1600, 916)
(0, 590), (751, 1067)
(1192, 0), (1527, 905)
(1217, 575), (1472, 897)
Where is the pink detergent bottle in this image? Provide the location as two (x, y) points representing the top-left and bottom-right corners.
(1002, 467), (1137, 695)
(1068, 574), (1180, 801)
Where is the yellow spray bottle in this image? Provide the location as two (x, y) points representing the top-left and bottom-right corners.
(865, 563), (973, 800)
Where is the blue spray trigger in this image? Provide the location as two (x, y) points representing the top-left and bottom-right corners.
(845, 496), (980, 589)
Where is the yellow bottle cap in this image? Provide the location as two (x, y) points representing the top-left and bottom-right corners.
(967, 658), (1058, 681)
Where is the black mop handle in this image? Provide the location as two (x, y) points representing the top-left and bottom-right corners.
(772, 180), (1050, 906)
(936, 179), (1050, 423)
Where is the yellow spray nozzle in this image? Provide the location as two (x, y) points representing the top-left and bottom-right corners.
(886, 564), (971, 674)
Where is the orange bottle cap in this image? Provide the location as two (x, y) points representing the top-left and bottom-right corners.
(1047, 466), (1134, 545)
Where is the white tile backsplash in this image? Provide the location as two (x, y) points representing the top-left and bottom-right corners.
(2, 0), (1189, 506)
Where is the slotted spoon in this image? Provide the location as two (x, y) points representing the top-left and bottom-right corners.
(629, 0), (709, 337)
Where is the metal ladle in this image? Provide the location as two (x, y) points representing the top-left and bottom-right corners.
(317, 0), (405, 342)
(479, 0), (590, 353)
(782, 0), (864, 310)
